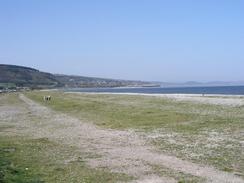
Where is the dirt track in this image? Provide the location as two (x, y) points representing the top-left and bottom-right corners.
(2, 94), (244, 183)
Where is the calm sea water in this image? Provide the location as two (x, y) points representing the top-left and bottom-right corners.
(64, 85), (244, 95)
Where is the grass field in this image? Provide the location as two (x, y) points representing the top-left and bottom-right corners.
(0, 94), (131, 183)
(1, 91), (243, 182)
(26, 91), (244, 177)
(0, 136), (131, 183)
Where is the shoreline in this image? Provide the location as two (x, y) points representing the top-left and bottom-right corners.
(66, 92), (244, 98)
(61, 85), (244, 96)
(66, 92), (244, 106)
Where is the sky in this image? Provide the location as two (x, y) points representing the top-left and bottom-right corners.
(0, 0), (243, 82)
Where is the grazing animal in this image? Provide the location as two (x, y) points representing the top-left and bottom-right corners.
(43, 96), (51, 101)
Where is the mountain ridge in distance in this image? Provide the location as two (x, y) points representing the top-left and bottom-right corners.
(1, 64), (243, 89)
(0, 64), (156, 89)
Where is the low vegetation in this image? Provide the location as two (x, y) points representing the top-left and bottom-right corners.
(1, 92), (243, 182)
(0, 136), (131, 183)
(0, 94), (132, 183)
(27, 91), (244, 131)
(26, 91), (244, 178)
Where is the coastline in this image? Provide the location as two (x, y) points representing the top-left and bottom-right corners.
(66, 92), (244, 106)
(66, 91), (244, 98)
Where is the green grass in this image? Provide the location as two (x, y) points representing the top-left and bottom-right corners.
(0, 136), (45, 183)
(0, 93), (132, 183)
(26, 91), (244, 177)
(26, 91), (244, 132)
(26, 92), (197, 130)
(0, 136), (132, 183)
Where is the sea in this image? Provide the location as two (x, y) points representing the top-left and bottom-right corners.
(64, 85), (244, 95)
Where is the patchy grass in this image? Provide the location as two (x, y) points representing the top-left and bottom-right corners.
(0, 135), (132, 183)
(26, 91), (244, 178)
(0, 93), (21, 106)
(150, 130), (244, 177)
(151, 164), (205, 183)
(0, 93), (132, 183)
(26, 91), (244, 132)
(26, 92), (197, 130)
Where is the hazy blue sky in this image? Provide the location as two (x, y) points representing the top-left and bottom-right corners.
(0, 0), (243, 82)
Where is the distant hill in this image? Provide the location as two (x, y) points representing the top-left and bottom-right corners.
(55, 74), (154, 88)
(0, 64), (155, 89)
(1, 64), (243, 90)
(0, 64), (61, 89)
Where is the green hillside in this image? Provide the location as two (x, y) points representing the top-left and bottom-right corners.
(0, 64), (61, 89)
(0, 64), (155, 89)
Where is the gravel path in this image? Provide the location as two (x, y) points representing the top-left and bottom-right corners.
(7, 94), (244, 182)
